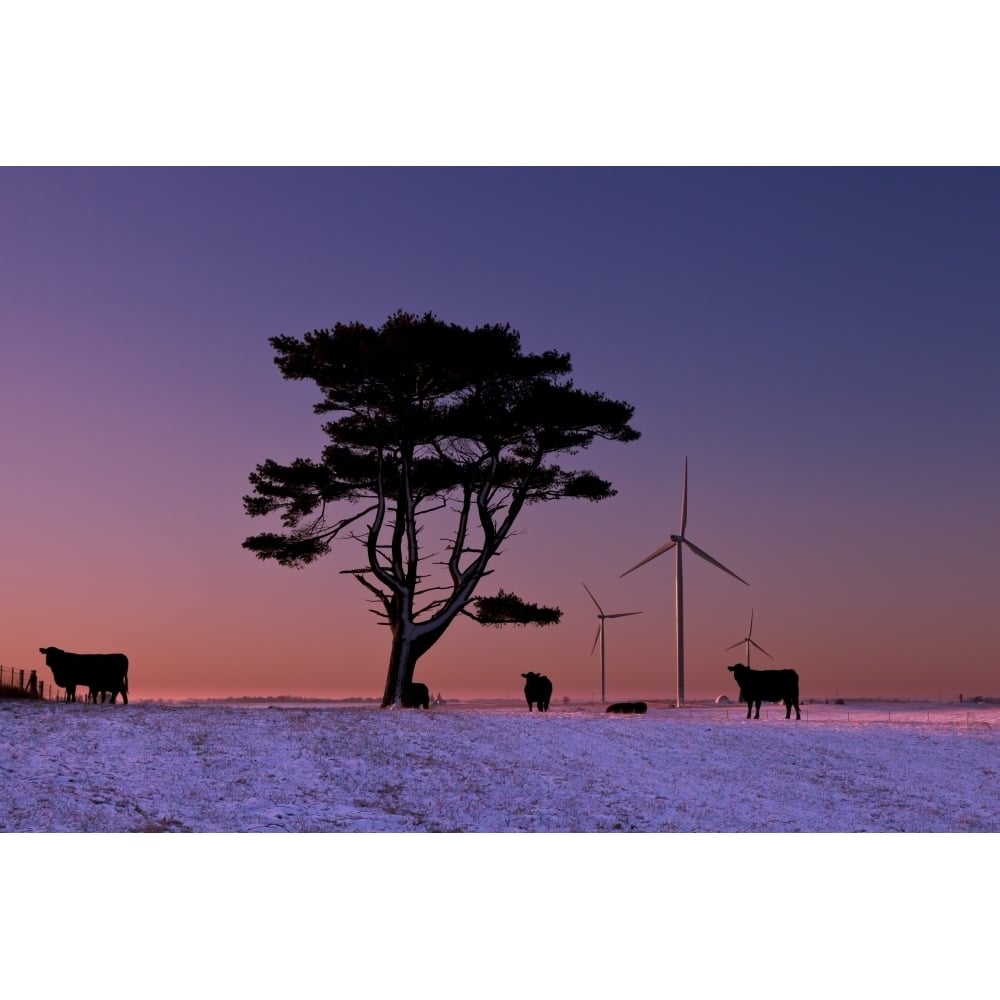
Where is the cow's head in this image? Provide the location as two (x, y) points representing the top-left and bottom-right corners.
(728, 663), (749, 679)
(522, 672), (539, 681)
(39, 646), (63, 659)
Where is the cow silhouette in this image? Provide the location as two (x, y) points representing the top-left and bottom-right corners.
(39, 646), (129, 704)
(402, 681), (430, 709)
(521, 672), (552, 712)
(727, 663), (800, 719)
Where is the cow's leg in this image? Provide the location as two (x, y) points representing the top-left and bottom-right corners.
(786, 702), (792, 719)
(794, 703), (801, 720)
(753, 700), (761, 719)
(745, 702), (752, 719)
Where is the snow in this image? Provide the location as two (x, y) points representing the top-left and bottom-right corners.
(5, 698), (996, 996)
(4, 699), (998, 833)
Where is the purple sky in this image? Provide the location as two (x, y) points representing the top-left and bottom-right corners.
(3, 167), (998, 701)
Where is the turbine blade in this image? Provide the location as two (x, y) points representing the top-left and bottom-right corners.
(581, 582), (604, 614)
(748, 608), (754, 636)
(724, 639), (744, 651)
(680, 457), (689, 536)
(749, 639), (773, 659)
(620, 539), (677, 577)
(591, 624), (602, 655)
(682, 538), (749, 585)
(605, 611), (643, 619)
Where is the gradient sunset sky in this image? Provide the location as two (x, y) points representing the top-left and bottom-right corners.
(3, 167), (998, 701)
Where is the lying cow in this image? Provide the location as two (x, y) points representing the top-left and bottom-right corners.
(521, 671), (552, 712)
(606, 701), (647, 714)
(39, 646), (129, 704)
(727, 663), (800, 720)
(401, 681), (430, 709)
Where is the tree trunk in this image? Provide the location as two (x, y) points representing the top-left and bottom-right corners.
(381, 629), (414, 707)
(380, 618), (450, 707)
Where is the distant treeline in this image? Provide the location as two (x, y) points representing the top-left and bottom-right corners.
(184, 695), (383, 704)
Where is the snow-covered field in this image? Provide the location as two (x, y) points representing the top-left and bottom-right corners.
(3, 698), (999, 833)
(5, 698), (996, 997)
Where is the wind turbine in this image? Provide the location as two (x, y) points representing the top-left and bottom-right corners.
(621, 457), (748, 707)
(724, 608), (773, 667)
(582, 582), (642, 704)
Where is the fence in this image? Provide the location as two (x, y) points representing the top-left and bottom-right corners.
(0, 663), (66, 701)
(716, 704), (999, 726)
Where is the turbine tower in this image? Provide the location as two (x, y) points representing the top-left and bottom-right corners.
(582, 582), (642, 704)
(724, 608), (773, 667)
(621, 457), (748, 707)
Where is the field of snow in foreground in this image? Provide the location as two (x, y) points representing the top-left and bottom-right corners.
(6, 699), (997, 999)
(2, 699), (998, 832)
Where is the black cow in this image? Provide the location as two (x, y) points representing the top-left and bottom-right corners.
(727, 663), (800, 720)
(401, 681), (430, 709)
(521, 671), (552, 712)
(606, 701), (647, 714)
(39, 646), (129, 704)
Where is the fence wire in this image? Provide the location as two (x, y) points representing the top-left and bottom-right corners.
(0, 663), (67, 701)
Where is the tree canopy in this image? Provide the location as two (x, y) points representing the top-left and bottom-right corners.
(243, 311), (640, 706)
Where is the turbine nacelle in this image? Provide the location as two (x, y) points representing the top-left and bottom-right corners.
(621, 535), (747, 586)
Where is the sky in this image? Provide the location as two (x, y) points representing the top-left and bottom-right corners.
(3, 166), (998, 702)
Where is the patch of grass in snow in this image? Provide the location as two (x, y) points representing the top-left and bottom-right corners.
(0, 683), (38, 700)
(132, 816), (192, 833)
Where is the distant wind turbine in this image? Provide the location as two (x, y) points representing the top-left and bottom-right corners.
(582, 582), (642, 704)
(621, 457), (748, 707)
(724, 609), (773, 667)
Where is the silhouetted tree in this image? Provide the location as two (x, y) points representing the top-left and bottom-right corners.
(243, 311), (640, 707)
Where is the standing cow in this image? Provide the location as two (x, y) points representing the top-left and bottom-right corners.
(39, 646), (129, 704)
(521, 671), (552, 712)
(401, 681), (430, 709)
(727, 663), (800, 720)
